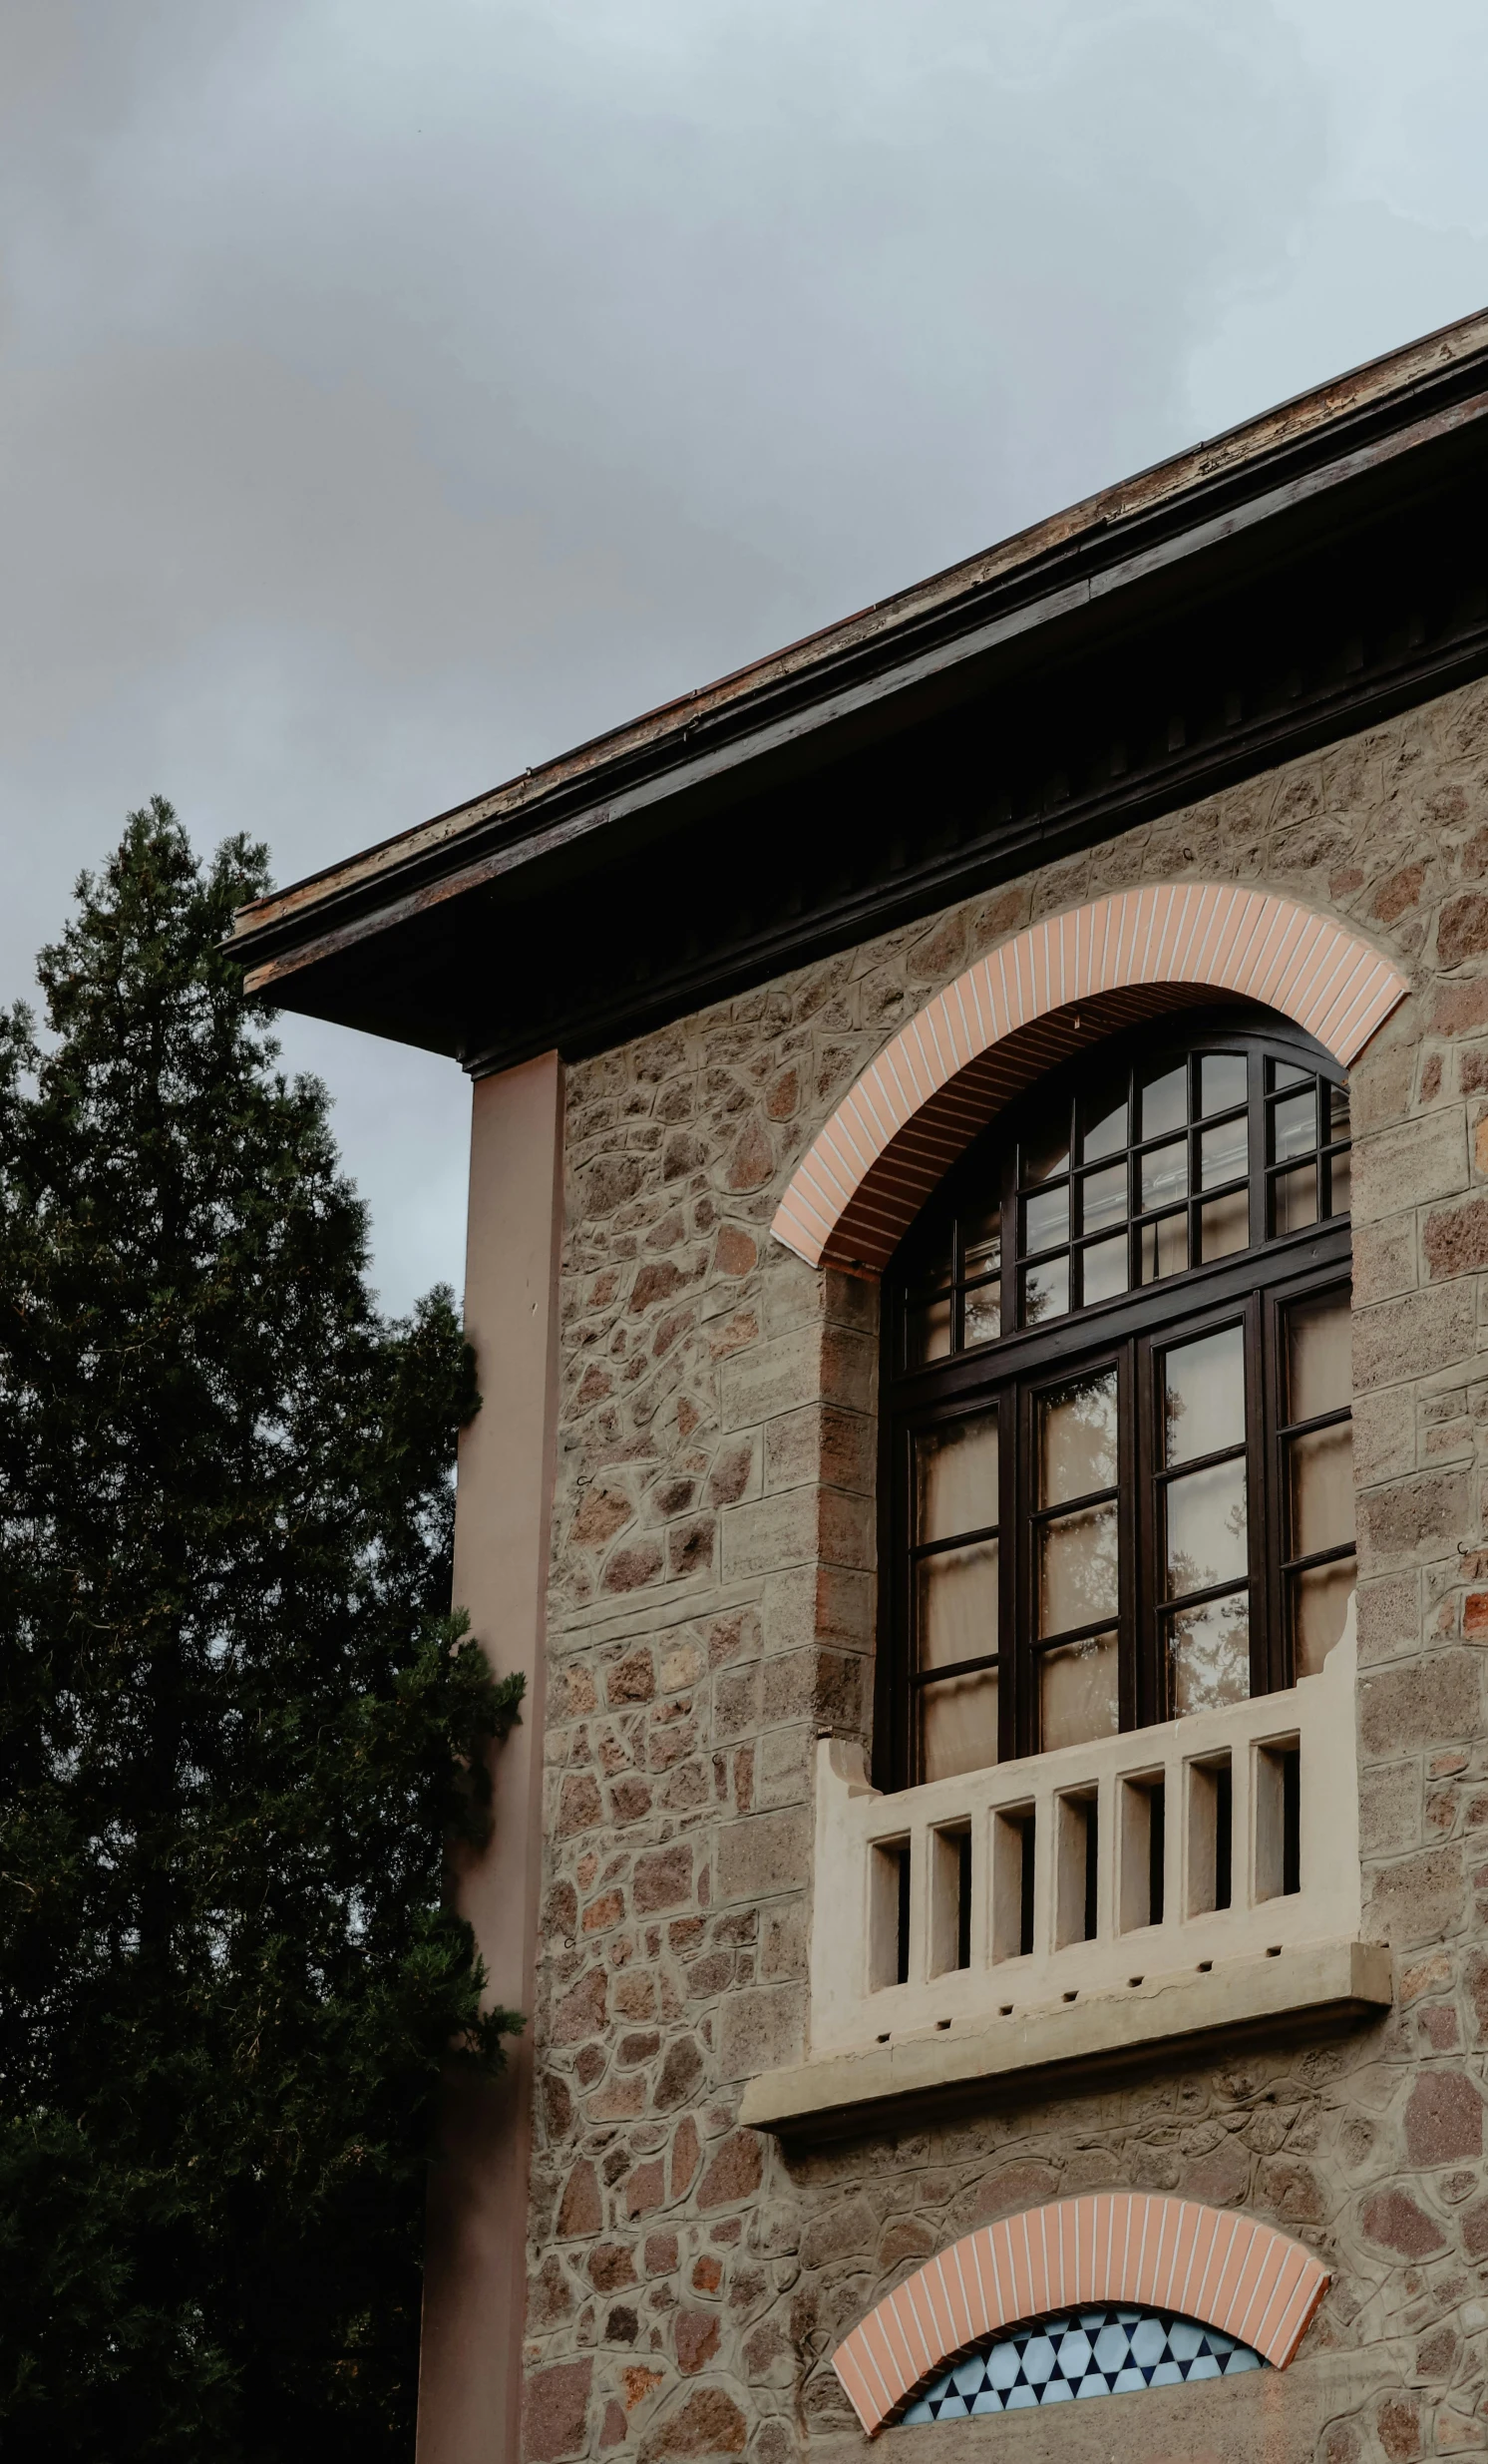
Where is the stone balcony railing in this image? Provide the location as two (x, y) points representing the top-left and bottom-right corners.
(742, 1608), (1390, 2135)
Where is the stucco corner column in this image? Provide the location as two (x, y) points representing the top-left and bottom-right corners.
(417, 1051), (564, 2464)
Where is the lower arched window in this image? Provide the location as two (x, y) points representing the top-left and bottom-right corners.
(880, 1005), (1354, 1790)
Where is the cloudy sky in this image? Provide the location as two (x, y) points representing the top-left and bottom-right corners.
(5, 0), (1488, 1312)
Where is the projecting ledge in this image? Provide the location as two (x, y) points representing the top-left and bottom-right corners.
(740, 1939), (1391, 2140)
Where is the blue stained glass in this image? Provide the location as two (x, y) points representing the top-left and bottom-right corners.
(901, 2304), (1266, 2421)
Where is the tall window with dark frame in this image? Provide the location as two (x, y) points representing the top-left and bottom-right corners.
(881, 1006), (1355, 1792)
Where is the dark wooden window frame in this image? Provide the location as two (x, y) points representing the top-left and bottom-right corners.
(877, 1007), (1353, 1795)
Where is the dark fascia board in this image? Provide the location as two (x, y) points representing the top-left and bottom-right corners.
(229, 307), (1488, 1055)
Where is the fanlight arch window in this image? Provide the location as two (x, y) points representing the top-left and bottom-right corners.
(881, 1005), (1354, 1790)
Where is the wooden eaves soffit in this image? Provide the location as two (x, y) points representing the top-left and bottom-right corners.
(230, 304), (1488, 1050)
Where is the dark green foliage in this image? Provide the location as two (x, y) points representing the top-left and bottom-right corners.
(0, 803), (521, 2459)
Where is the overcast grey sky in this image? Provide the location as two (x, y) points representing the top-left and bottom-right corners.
(5, 0), (1488, 1312)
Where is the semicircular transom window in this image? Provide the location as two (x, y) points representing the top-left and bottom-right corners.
(901, 2303), (1265, 2420)
(883, 1006), (1355, 1788)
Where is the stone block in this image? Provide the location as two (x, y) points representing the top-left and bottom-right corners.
(1357, 1572), (1421, 1666)
(524, 2357), (594, 2462)
(1353, 1386), (1417, 1486)
(717, 1981), (807, 2081)
(716, 1809), (811, 1903)
(1360, 1655), (1482, 1757)
(721, 1330), (823, 1432)
(1353, 1108), (1467, 1224)
(1366, 1844), (1466, 1948)
(721, 1488), (818, 1580)
(1352, 1214), (1419, 1306)
(1353, 1283), (1477, 1392)
(1357, 1470), (1471, 1570)
(1360, 1761), (1421, 1855)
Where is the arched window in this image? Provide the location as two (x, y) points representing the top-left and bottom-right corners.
(880, 1005), (1354, 1791)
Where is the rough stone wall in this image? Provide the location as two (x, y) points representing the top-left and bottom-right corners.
(520, 671), (1488, 2464)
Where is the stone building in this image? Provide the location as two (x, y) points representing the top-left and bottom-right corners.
(231, 307), (1488, 2463)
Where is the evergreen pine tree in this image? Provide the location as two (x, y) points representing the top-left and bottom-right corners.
(0, 802), (521, 2460)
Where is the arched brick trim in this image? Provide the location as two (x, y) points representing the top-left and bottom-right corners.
(832, 2193), (1329, 2438)
(773, 884), (1408, 1275)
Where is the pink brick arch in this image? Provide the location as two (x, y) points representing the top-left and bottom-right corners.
(832, 2192), (1329, 2437)
(772, 883), (1408, 1275)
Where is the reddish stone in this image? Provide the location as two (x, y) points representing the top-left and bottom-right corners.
(606, 2303), (639, 2344)
(1377, 2395), (1422, 2461)
(1184, 2138), (1250, 2206)
(634, 1845), (692, 1912)
(1437, 890), (1488, 966)
(1404, 2072), (1483, 2166)
(653, 2036), (703, 2112)
(691, 2256), (723, 2293)
(1431, 979), (1488, 1037)
(524, 2357), (593, 2463)
(1419, 2004), (1461, 2052)
(714, 1225), (757, 1277)
(1373, 862), (1427, 924)
(529, 2253), (574, 2329)
(1420, 1053), (1443, 1101)
(589, 2243), (638, 2292)
(638, 2386), (748, 2459)
(557, 1775), (604, 1837)
(543, 2074), (574, 2142)
(576, 1364), (612, 1408)
(670, 2114), (702, 2198)
(608, 1649), (655, 1704)
(667, 1516), (715, 1579)
(573, 1487), (635, 1547)
(694, 2129), (762, 2212)
(1460, 2193), (1488, 2258)
(706, 1443), (753, 1507)
(630, 1259), (688, 1313)
(968, 2161), (1060, 2223)
(724, 1115), (773, 1193)
(574, 2043), (606, 2086)
(624, 2159), (666, 2220)
(643, 2231), (679, 2276)
(674, 2307), (721, 2375)
(1415, 2325), (1459, 2381)
(584, 1889), (626, 1934)
(600, 2399), (629, 2449)
(555, 1968), (608, 2045)
(557, 2160), (602, 2240)
(1360, 2190), (1446, 2257)
(743, 2318), (788, 2375)
(605, 1542), (664, 1594)
(610, 1777), (654, 1823)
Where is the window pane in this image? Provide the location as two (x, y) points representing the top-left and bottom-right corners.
(1140, 1061), (1187, 1139)
(1040, 1502), (1119, 1636)
(962, 1205), (1001, 1279)
(1081, 1233), (1128, 1305)
(1168, 1591), (1251, 1714)
(1292, 1557), (1355, 1678)
(917, 1411), (999, 1542)
(1081, 1084), (1129, 1162)
(1328, 1147), (1351, 1218)
(1288, 1424), (1355, 1558)
(1273, 1089), (1316, 1158)
(1287, 1289), (1351, 1422)
(1024, 1185), (1069, 1253)
(1022, 1257), (1069, 1326)
(1166, 1458), (1248, 1597)
(1274, 1059), (1310, 1090)
(1021, 1116), (1070, 1184)
(1080, 1161), (1127, 1231)
(1140, 1210), (1188, 1282)
(1040, 1633), (1120, 1749)
(1273, 1163), (1317, 1233)
(1039, 1370), (1119, 1503)
(1200, 1116), (1248, 1188)
(1200, 1052), (1248, 1115)
(907, 1293), (952, 1367)
(1164, 1324), (1245, 1464)
(1328, 1082), (1351, 1140)
(1201, 1187), (1249, 1261)
(963, 1278), (1001, 1348)
(1140, 1137), (1188, 1211)
(918, 1540), (999, 1670)
(921, 1668), (999, 1780)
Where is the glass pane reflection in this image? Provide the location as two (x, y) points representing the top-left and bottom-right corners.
(1040, 1502), (1119, 1637)
(918, 1540), (999, 1669)
(1039, 1372), (1119, 1502)
(1041, 1633), (1120, 1749)
(1288, 1424), (1354, 1558)
(1168, 1593), (1251, 1713)
(1201, 1052), (1248, 1114)
(1287, 1290), (1350, 1421)
(1164, 1325), (1245, 1464)
(1167, 1459), (1248, 1595)
(1292, 1559), (1355, 1677)
(917, 1411), (999, 1541)
(921, 1668), (999, 1780)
